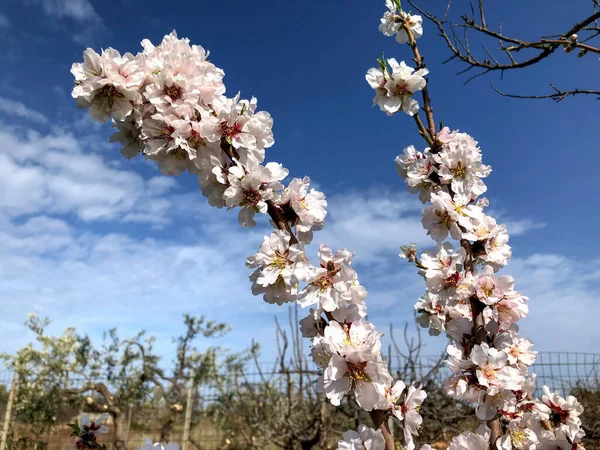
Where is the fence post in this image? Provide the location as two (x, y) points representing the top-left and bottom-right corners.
(0, 372), (19, 450)
(182, 369), (195, 450)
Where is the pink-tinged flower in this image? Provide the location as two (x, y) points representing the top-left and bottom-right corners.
(338, 424), (386, 450)
(470, 343), (524, 396)
(421, 191), (482, 242)
(223, 160), (288, 228)
(201, 94), (274, 162)
(246, 230), (305, 305)
(414, 292), (447, 335)
(495, 330), (537, 368)
(72, 47), (146, 122)
(420, 243), (466, 298)
(434, 129), (491, 199)
(297, 246), (364, 312)
(323, 352), (391, 410)
(496, 290), (529, 326)
(475, 266), (514, 306)
(325, 319), (382, 357)
(396, 147), (439, 202)
(534, 386), (584, 441)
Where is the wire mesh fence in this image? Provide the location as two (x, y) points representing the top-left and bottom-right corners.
(0, 351), (598, 449)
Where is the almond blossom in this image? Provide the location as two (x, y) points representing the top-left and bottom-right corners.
(246, 230), (305, 304)
(338, 424), (386, 450)
(366, 58), (429, 116)
(71, 9), (587, 450)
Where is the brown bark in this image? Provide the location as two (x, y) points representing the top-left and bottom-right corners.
(369, 410), (395, 450)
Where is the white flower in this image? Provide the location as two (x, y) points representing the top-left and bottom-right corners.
(338, 424), (386, 450)
(495, 330), (537, 368)
(323, 352), (391, 410)
(421, 191), (481, 242)
(395, 12), (423, 44)
(534, 386), (584, 441)
(434, 129), (491, 199)
(297, 246), (364, 312)
(72, 48), (145, 123)
(109, 113), (143, 159)
(281, 177), (327, 243)
(299, 308), (323, 338)
(202, 95), (274, 162)
(400, 384), (427, 450)
(223, 160), (288, 227)
(470, 343), (524, 396)
(376, 379), (405, 410)
(325, 319), (382, 357)
(80, 413), (110, 435)
(448, 431), (489, 450)
(420, 242), (466, 295)
(246, 230), (305, 304)
(366, 59), (428, 116)
(378, 1), (423, 44)
(136, 438), (179, 450)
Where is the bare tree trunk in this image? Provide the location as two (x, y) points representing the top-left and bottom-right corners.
(112, 412), (128, 450)
(0, 373), (18, 450)
(181, 370), (195, 450)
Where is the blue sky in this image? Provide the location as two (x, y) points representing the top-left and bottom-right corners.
(0, 0), (598, 368)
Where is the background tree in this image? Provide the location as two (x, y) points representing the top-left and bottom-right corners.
(2, 314), (230, 450)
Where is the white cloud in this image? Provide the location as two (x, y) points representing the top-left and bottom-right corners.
(319, 188), (428, 263)
(28, 0), (99, 22)
(0, 97), (48, 124)
(503, 218), (546, 236)
(0, 122), (179, 225)
(0, 116), (596, 368)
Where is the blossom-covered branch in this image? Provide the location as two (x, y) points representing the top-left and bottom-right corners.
(71, 30), (426, 450)
(366, 1), (586, 449)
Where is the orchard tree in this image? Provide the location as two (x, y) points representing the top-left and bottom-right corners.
(68, 2), (587, 450)
(2, 314), (229, 449)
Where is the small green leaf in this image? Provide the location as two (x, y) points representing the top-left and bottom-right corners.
(67, 419), (80, 437)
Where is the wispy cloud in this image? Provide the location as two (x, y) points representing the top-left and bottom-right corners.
(503, 218), (546, 236)
(24, 0), (104, 45)
(0, 13), (10, 28)
(0, 106), (595, 365)
(0, 122), (179, 225)
(27, 0), (100, 22)
(0, 97), (48, 124)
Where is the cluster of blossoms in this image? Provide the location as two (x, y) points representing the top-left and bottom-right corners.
(393, 124), (587, 449)
(70, 414), (178, 450)
(71, 32), (325, 232)
(362, 1), (586, 450)
(72, 3), (585, 448)
(72, 30), (423, 450)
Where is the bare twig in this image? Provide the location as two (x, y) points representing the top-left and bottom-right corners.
(492, 84), (600, 102)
